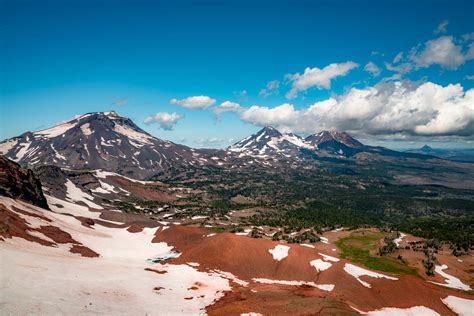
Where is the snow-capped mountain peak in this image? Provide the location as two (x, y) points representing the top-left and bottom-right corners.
(229, 126), (281, 152)
(228, 126), (312, 159)
(0, 111), (203, 179)
(227, 127), (367, 160)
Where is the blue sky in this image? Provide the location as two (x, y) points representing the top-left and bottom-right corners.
(1, 0), (473, 149)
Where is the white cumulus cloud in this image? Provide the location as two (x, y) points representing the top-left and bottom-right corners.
(240, 103), (299, 132)
(393, 52), (404, 63)
(409, 36), (472, 70)
(211, 101), (241, 115)
(170, 95), (216, 109)
(111, 97), (129, 107)
(285, 61), (359, 99)
(144, 112), (183, 130)
(364, 62), (381, 77)
(434, 20), (449, 34)
(259, 80), (280, 97)
(239, 81), (474, 138)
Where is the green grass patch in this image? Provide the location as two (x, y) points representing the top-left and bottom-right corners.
(209, 226), (226, 233)
(336, 230), (416, 275)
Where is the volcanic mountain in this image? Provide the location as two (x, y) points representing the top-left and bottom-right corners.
(0, 111), (212, 179)
(0, 112), (435, 180)
(227, 126), (313, 159)
(227, 127), (384, 160)
(305, 131), (363, 148)
(302, 131), (362, 157)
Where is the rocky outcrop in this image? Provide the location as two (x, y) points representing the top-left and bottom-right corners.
(0, 155), (49, 209)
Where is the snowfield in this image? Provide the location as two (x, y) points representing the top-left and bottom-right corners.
(318, 253), (340, 262)
(0, 197), (233, 315)
(64, 179), (103, 209)
(310, 259), (333, 272)
(319, 236), (329, 244)
(343, 263), (398, 288)
(80, 123), (93, 136)
(441, 295), (474, 316)
(1, 239), (231, 315)
(1, 195), (473, 315)
(393, 232), (406, 247)
(430, 264), (472, 291)
(268, 244), (290, 261)
(252, 278), (334, 291)
(361, 306), (440, 316)
(112, 123), (154, 146)
(34, 120), (78, 138)
(94, 169), (155, 185)
(0, 138), (19, 155)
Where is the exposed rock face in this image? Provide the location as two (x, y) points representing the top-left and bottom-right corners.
(0, 156), (49, 209)
(305, 131), (363, 148)
(33, 165), (69, 198)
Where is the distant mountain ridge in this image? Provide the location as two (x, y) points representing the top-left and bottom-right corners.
(226, 126), (429, 160)
(227, 127), (368, 158)
(0, 111), (436, 179)
(405, 144), (474, 162)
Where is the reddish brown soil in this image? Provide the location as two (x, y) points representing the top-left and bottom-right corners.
(435, 248), (474, 289)
(70, 244), (99, 258)
(127, 224), (144, 233)
(96, 209), (159, 228)
(207, 284), (358, 316)
(108, 176), (176, 202)
(0, 203), (54, 246)
(36, 225), (76, 244)
(144, 268), (167, 274)
(81, 217), (95, 227)
(153, 225), (473, 316)
(3, 198), (472, 315)
(11, 205), (52, 222)
(154, 225), (331, 282)
(2, 202), (100, 258)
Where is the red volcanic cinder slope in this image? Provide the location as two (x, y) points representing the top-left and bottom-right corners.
(154, 225), (473, 315)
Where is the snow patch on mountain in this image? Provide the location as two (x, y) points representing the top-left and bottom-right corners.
(0, 138), (19, 155)
(344, 263), (398, 288)
(80, 123), (93, 136)
(65, 179), (103, 209)
(310, 259), (332, 272)
(112, 123), (154, 146)
(252, 278), (334, 291)
(430, 264), (472, 291)
(268, 244), (290, 261)
(441, 296), (474, 316)
(15, 140), (32, 162)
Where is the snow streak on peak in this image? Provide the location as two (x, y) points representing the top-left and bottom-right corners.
(228, 126), (313, 159)
(0, 111), (205, 179)
(32, 112), (127, 140)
